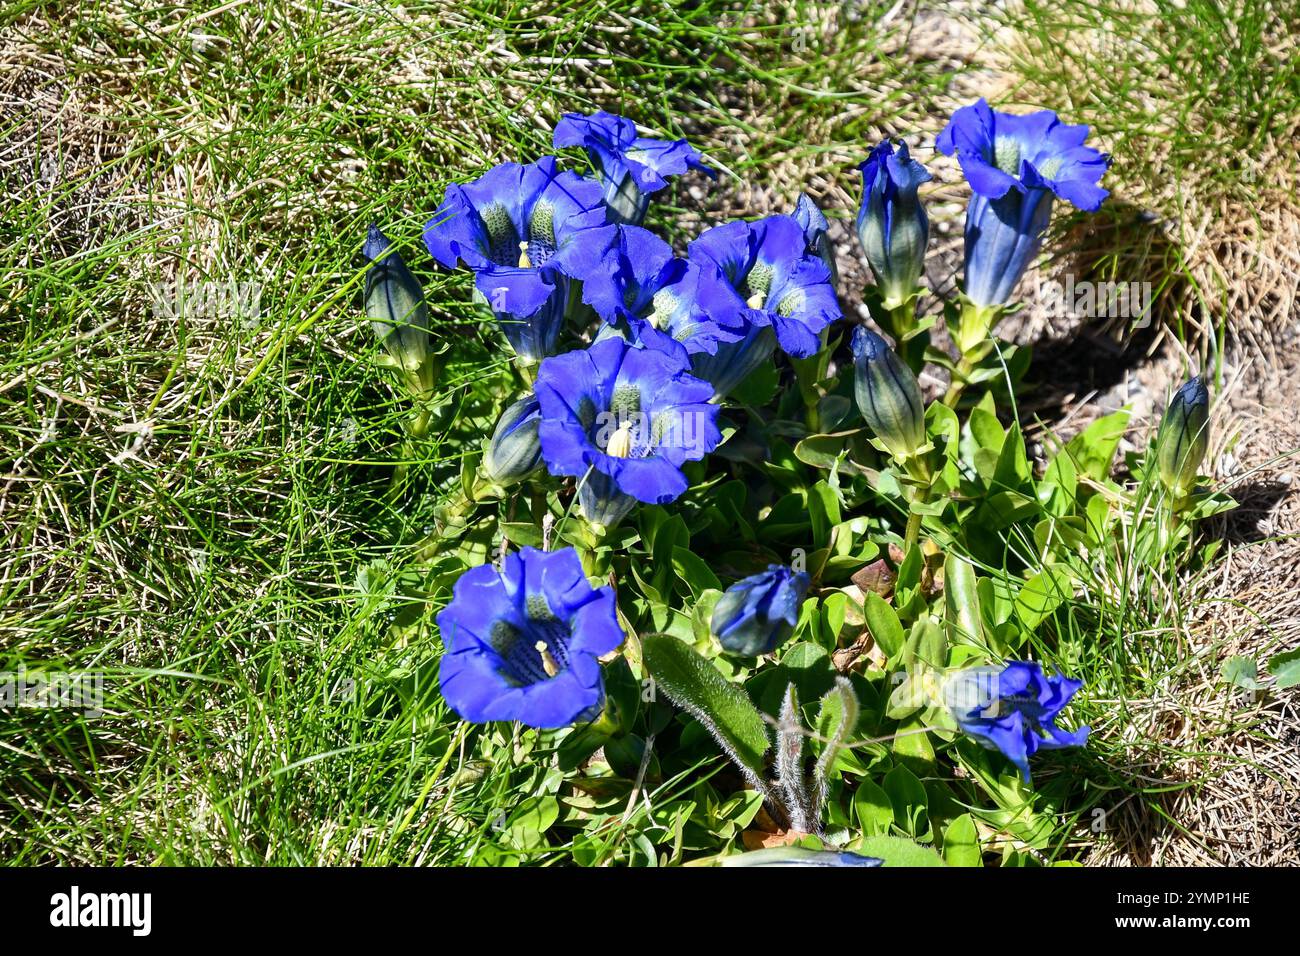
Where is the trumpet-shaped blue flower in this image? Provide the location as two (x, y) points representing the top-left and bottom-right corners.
(553, 110), (713, 225)
(423, 157), (611, 362)
(937, 99), (1108, 308)
(534, 336), (721, 529)
(689, 215), (841, 361)
(581, 225), (744, 363)
(944, 661), (1090, 781)
(857, 140), (931, 309)
(437, 546), (624, 728)
(712, 564), (810, 656)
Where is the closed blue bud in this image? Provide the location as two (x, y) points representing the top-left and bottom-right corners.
(851, 326), (925, 461)
(482, 395), (543, 487)
(856, 141), (931, 309)
(944, 661), (1089, 782)
(1155, 377), (1210, 497)
(712, 565), (810, 656)
(364, 225), (435, 392)
(937, 99), (1108, 309)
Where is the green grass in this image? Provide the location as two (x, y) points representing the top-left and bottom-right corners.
(1000, 0), (1300, 352)
(0, 0), (970, 864)
(1, 0), (1290, 865)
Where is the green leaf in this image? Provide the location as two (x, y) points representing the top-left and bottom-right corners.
(942, 813), (982, 867)
(943, 553), (984, 647)
(892, 716), (935, 775)
(901, 615), (946, 670)
(650, 514), (689, 601)
(502, 795), (558, 849)
(1267, 649), (1300, 688)
(883, 765), (930, 840)
(1069, 409), (1131, 483)
(793, 432), (849, 470)
(808, 480), (842, 549)
(498, 521), (545, 548)
(670, 546), (721, 598)
(863, 591), (905, 659)
(854, 834), (945, 867)
(1224, 655), (1261, 691)
(968, 404), (1005, 454)
(731, 360), (779, 407)
(642, 633), (771, 783)
(993, 422), (1032, 487)
(853, 779), (893, 835)
(1015, 565), (1073, 631)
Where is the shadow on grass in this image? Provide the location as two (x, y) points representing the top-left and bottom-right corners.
(1212, 479), (1294, 545)
(1022, 200), (1187, 423)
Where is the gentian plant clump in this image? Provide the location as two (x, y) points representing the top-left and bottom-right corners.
(357, 103), (1230, 867)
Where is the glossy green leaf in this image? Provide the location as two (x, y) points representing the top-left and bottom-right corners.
(943, 813), (982, 867)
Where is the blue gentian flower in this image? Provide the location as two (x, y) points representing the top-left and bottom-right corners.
(1155, 376), (1210, 498)
(423, 157), (611, 362)
(363, 224), (431, 373)
(856, 140), (931, 310)
(792, 193), (838, 288)
(711, 564), (811, 656)
(937, 99), (1108, 309)
(534, 336), (721, 530)
(553, 110), (713, 225)
(945, 661), (1090, 781)
(481, 394), (543, 488)
(689, 215), (842, 361)
(581, 225), (744, 364)
(851, 326), (926, 462)
(437, 546), (624, 728)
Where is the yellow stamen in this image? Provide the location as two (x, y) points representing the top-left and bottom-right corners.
(535, 640), (560, 678)
(746, 291), (765, 310)
(517, 240), (532, 269)
(605, 420), (634, 458)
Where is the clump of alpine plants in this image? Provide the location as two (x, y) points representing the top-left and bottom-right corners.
(356, 98), (1221, 866)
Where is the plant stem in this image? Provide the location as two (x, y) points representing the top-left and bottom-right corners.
(902, 457), (933, 554)
(942, 355), (974, 407)
(904, 483), (930, 554)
